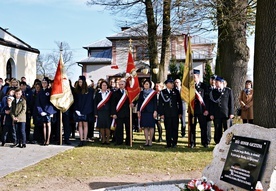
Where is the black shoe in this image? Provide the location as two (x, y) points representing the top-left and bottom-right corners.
(1, 142), (5, 146)
(157, 137), (163, 142)
(64, 141), (71, 145)
(203, 144), (208, 148)
(21, 144), (26, 148)
(16, 144), (22, 148)
(165, 145), (171, 148)
(78, 141), (83, 147)
(171, 144), (177, 148)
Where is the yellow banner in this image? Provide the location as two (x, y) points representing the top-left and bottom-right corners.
(181, 36), (195, 115)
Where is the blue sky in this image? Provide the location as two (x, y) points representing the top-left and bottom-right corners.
(0, 0), (120, 81)
(0, 0), (254, 81)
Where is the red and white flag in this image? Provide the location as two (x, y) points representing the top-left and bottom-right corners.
(125, 49), (140, 103)
(50, 53), (74, 113)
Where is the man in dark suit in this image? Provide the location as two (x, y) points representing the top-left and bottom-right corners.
(158, 79), (182, 148)
(189, 69), (209, 148)
(111, 79), (131, 145)
(209, 76), (234, 144)
(206, 75), (217, 145)
(174, 79), (187, 138)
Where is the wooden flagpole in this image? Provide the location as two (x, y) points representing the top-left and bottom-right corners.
(60, 110), (62, 145)
(130, 105), (133, 147)
(187, 108), (191, 147)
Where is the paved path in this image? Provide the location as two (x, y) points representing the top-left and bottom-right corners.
(0, 143), (75, 178)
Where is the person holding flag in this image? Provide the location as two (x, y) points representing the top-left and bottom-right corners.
(111, 43), (140, 146)
(137, 79), (157, 146)
(188, 69), (209, 148)
(181, 34), (195, 147)
(50, 51), (74, 145)
(111, 79), (131, 146)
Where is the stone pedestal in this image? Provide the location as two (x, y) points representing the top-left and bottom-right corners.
(203, 124), (276, 191)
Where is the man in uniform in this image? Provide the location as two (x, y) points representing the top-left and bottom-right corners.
(189, 69), (209, 148)
(206, 75), (217, 145)
(174, 79), (187, 138)
(209, 76), (234, 144)
(158, 79), (182, 148)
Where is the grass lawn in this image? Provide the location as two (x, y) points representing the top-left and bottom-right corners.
(1, 127), (215, 190)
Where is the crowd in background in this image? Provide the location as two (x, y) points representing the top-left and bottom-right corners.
(0, 72), (254, 148)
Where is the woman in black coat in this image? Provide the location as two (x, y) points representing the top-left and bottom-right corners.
(36, 77), (56, 145)
(74, 76), (94, 146)
(137, 80), (157, 146)
(94, 81), (112, 144)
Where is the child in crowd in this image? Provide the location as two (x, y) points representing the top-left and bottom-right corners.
(11, 89), (27, 148)
(1, 96), (15, 146)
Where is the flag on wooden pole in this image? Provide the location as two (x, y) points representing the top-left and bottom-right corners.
(125, 48), (140, 103)
(125, 40), (140, 147)
(181, 35), (195, 115)
(50, 52), (74, 113)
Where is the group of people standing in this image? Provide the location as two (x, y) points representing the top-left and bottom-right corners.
(186, 70), (254, 147)
(0, 71), (254, 148)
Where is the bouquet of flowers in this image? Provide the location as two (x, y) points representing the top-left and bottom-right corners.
(182, 176), (223, 191)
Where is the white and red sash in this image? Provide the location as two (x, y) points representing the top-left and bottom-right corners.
(195, 90), (205, 107)
(116, 90), (128, 112)
(97, 91), (112, 110)
(140, 90), (157, 112)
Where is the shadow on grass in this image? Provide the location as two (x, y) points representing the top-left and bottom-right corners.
(89, 181), (137, 190)
(80, 136), (215, 153)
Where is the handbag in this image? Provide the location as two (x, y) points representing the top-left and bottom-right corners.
(236, 108), (241, 116)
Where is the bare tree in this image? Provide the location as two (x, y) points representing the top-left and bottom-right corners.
(36, 41), (74, 79)
(86, 0), (164, 82)
(87, 0), (257, 104)
(36, 54), (54, 79)
(158, 0), (171, 83)
(253, 0), (276, 128)
(173, 0), (256, 109)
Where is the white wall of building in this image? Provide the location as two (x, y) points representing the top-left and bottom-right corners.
(0, 44), (38, 85)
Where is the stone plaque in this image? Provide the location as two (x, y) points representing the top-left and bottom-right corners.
(220, 135), (270, 190)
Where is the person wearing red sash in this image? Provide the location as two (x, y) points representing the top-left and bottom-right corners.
(137, 80), (157, 146)
(94, 80), (112, 145)
(189, 69), (209, 148)
(111, 79), (131, 146)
